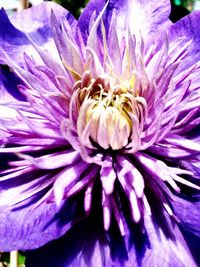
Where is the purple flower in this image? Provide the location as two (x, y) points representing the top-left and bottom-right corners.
(0, 0), (200, 266)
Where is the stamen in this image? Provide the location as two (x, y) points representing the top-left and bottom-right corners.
(74, 71), (147, 151)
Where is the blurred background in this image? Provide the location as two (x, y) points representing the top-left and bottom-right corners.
(0, 0), (199, 266)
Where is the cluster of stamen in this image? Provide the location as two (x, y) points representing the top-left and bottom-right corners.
(72, 71), (146, 151)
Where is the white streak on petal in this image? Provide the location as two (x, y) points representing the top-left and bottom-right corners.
(163, 203), (173, 216)
(165, 135), (200, 152)
(16, 150), (79, 170)
(137, 153), (180, 193)
(111, 197), (125, 236)
(0, 166), (34, 181)
(143, 195), (152, 216)
(54, 162), (88, 207)
(102, 191), (111, 231)
(0, 146), (44, 153)
(172, 175), (200, 190)
(129, 190), (141, 223)
(100, 166), (116, 195)
(84, 181), (94, 212)
(0, 106), (18, 119)
(67, 168), (98, 198)
(118, 156), (144, 198)
(128, 167), (144, 198)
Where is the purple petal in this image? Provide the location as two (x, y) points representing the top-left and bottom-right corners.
(51, 11), (84, 76)
(0, 2), (199, 267)
(0, 3), (75, 71)
(168, 11), (200, 73)
(78, 0), (171, 43)
(0, 199), (78, 250)
(172, 196), (200, 265)
(0, 66), (26, 101)
(24, 212), (197, 267)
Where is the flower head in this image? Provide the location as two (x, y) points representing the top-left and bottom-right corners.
(0, 0), (200, 266)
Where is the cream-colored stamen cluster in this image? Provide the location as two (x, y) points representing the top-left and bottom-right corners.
(73, 71), (143, 151)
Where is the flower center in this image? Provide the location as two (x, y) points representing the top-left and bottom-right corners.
(73, 71), (146, 151)
(85, 92), (132, 150)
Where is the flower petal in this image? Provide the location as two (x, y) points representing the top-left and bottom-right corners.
(168, 11), (200, 78)
(24, 212), (197, 267)
(0, 66), (26, 101)
(172, 196), (200, 265)
(0, 199), (78, 250)
(0, 2), (75, 71)
(78, 0), (171, 42)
